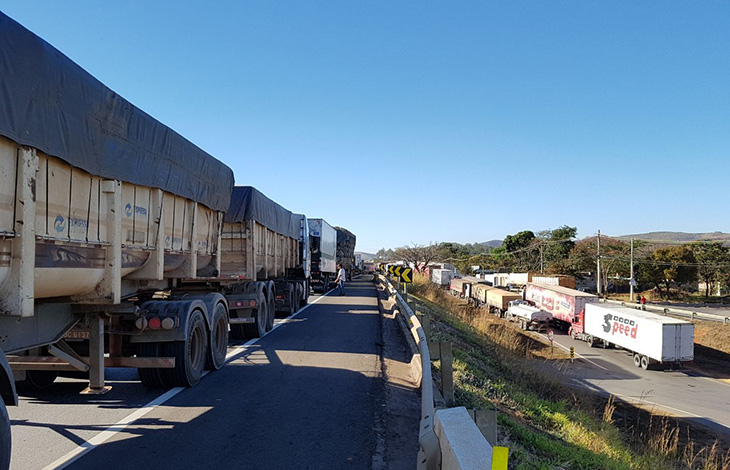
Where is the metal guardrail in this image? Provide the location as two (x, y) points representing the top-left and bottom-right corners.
(381, 276), (441, 470)
(601, 299), (730, 324)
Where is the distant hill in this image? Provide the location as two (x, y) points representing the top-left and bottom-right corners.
(613, 231), (730, 243)
(355, 251), (376, 262)
(482, 240), (503, 248)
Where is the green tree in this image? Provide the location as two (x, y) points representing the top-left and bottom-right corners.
(648, 245), (697, 299)
(691, 242), (730, 297)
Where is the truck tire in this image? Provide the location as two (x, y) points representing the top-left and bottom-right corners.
(137, 342), (168, 389)
(587, 335), (594, 347)
(0, 399), (9, 470)
(243, 293), (267, 339)
(266, 290), (275, 331)
(300, 281), (309, 307)
(19, 370), (58, 389)
(206, 302), (228, 371)
(640, 355), (649, 370)
(163, 309), (208, 387)
(633, 353), (641, 368)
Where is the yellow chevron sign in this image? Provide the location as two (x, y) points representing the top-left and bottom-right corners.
(399, 268), (413, 283)
(394, 266), (402, 277)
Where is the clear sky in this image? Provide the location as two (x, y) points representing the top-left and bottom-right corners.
(2, 2), (729, 253)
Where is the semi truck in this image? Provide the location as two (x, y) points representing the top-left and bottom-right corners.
(308, 218), (337, 292)
(569, 303), (694, 370)
(505, 300), (553, 331)
(431, 268), (454, 287)
(523, 283), (599, 329)
(470, 285), (521, 316)
(0, 14), (325, 466)
(334, 226), (357, 280)
(221, 187), (311, 338)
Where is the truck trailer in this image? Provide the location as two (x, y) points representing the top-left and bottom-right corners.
(569, 303), (694, 370)
(523, 283), (599, 329)
(470, 285), (522, 316)
(0, 12), (243, 466)
(505, 300), (553, 331)
(334, 226), (357, 280)
(221, 187), (311, 338)
(308, 218), (337, 292)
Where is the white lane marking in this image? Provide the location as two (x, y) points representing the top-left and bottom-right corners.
(535, 332), (609, 371)
(611, 392), (704, 419)
(46, 293), (328, 469)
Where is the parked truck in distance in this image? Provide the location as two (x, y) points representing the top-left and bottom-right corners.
(523, 283), (599, 330)
(505, 300), (552, 331)
(569, 303), (694, 370)
(308, 219), (337, 292)
(470, 284), (521, 316)
(221, 186), (310, 338)
(334, 227), (357, 280)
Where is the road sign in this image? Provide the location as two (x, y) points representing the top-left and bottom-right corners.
(394, 266), (402, 277)
(399, 268), (413, 283)
(388, 265), (395, 274)
(569, 346), (575, 359)
(547, 330), (554, 342)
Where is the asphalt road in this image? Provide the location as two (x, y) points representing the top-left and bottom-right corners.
(8, 278), (419, 469)
(540, 329), (730, 433)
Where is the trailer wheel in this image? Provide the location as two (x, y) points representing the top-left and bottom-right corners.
(601, 341), (610, 349)
(633, 353), (641, 368)
(266, 290), (275, 331)
(300, 281), (309, 307)
(229, 311), (248, 340)
(640, 355), (649, 370)
(19, 370), (58, 390)
(164, 309), (208, 387)
(137, 342), (169, 389)
(1, 399), (10, 470)
(206, 302), (229, 371)
(243, 293), (267, 338)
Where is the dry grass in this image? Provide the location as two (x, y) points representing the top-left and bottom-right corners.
(694, 322), (730, 356)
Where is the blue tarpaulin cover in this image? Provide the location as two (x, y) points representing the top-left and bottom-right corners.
(0, 12), (234, 211)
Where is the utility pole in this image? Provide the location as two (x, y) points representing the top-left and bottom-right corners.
(540, 244), (544, 274)
(596, 230), (601, 295)
(630, 238), (634, 301)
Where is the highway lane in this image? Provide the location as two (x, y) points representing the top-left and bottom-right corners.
(8, 279), (419, 469)
(540, 329), (730, 433)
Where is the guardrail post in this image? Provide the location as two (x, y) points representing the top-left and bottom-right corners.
(468, 408), (498, 446)
(440, 342), (454, 407)
(417, 310), (431, 337)
(725, 317), (730, 325)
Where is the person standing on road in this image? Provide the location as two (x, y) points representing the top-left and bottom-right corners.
(334, 264), (346, 296)
(640, 295), (646, 310)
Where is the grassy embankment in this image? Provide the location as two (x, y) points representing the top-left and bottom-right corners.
(404, 274), (730, 470)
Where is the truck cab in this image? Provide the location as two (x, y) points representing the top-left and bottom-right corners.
(568, 310), (585, 338)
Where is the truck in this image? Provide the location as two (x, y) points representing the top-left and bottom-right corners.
(334, 226), (357, 280)
(308, 218), (337, 292)
(431, 268), (454, 287)
(505, 300), (553, 331)
(0, 14), (314, 465)
(221, 186), (311, 338)
(569, 303), (694, 370)
(470, 285), (521, 316)
(523, 283), (599, 329)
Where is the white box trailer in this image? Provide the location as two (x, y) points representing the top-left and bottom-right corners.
(569, 303), (694, 369)
(506, 300), (552, 331)
(431, 269), (453, 286)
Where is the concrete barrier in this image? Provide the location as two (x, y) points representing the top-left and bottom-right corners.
(435, 407), (492, 470)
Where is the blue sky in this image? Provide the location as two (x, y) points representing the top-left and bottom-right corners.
(3, 2), (729, 253)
